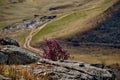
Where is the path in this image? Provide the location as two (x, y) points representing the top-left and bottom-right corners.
(23, 14), (71, 56)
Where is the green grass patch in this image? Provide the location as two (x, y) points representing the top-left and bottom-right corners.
(32, 12), (86, 41)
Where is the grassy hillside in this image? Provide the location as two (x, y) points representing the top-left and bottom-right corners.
(31, 0), (117, 45)
(30, 0), (120, 65)
(68, 0), (120, 64)
(0, 0), (94, 46)
(0, 0), (119, 65)
(66, 0), (120, 46)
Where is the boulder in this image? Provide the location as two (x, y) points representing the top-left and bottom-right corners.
(31, 59), (115, 80)
(0, 51), (8, 64)
(1, 45), (40, 64)
(0, 37), (20, 47)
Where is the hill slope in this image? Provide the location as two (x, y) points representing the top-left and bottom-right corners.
(62, 0), (120, 64)
(0, 0), (119, 65)
(66, 0), (120, 48)
(31, 0), (118, 48)
(30, 0), (120, 65)
(0, 0), (95, 46)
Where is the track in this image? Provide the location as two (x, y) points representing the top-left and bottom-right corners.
(23, 23), (47, 56)
(23, 14), (70, 55)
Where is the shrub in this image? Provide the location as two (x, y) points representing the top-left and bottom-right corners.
(42, 39), (69, 61)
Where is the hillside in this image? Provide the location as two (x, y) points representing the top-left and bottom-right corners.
(63, 0), (120, 65)
(0, 0), (100, 46)
(0, 0), (120, 80)
(0, 0), (93, 28)
(0, 0), (119, 67)
(30, 0), (120, 65)
(31, 0), (117, 45)
(66, 0), (120, 48)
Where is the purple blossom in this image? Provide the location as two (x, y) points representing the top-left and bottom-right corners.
(42, 39), (69, 61)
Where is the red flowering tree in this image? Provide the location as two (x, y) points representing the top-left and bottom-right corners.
(42, 39), (69, 61)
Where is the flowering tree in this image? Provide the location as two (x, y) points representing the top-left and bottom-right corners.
(42, 39), (69, 61)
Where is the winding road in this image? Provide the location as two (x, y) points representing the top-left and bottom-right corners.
(23, 23), (47, 56)
(23, 14), (70, 56)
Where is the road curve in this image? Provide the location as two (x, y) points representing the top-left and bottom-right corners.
(23, 14), (71, 56)
(23, 23), (48, 56)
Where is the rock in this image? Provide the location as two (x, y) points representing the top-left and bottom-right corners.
(1, 45), (40, 64)
(0, 75), (11, 80)
(0, 37), (20, 47)
(112, 69), (120, 80)
(32, 59), (115, 80)
(91, 64), (105, 68)
(0, 51), (8, 64)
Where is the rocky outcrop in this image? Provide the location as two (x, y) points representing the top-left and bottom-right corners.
(0, 37), (116, 79)
(0, 46), (116, 79)
(0, 37), (20, 47)
(0, 51), (8, 64)
(0, 37), (40, 64)
(0, 45), (40, 64)
(27, 59), (115, 80)
(3, 15), (56, 31)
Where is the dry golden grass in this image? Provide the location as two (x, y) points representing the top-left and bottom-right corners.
(70, 53), (120, 65)
(68, 47), (120, 65)
(0, 65), (36, 80)
(0, 0), (91, 27)
(0, 65), (54, 80)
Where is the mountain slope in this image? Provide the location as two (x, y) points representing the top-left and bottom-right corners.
(0, 0), (95, 46)
(30, 0), (120, 65)
(66, 0), (120, 48)
(62, 0), (120, 64)
(31, 0), (118, 47)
